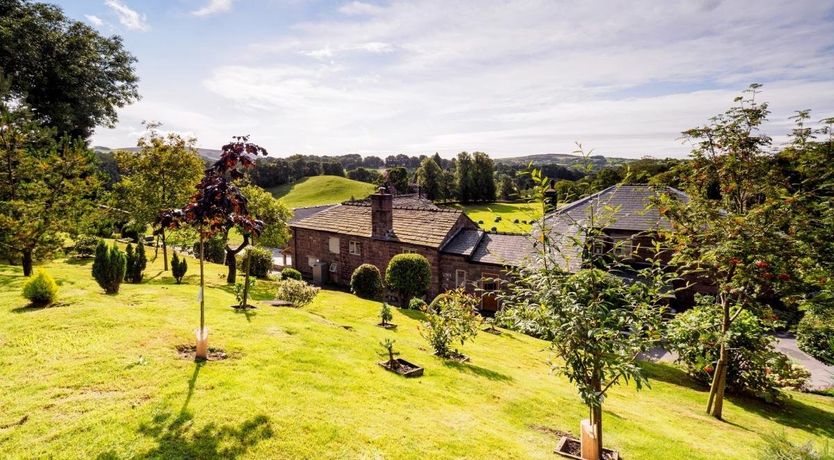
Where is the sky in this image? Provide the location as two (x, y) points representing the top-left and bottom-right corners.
(55, 0), (834, 159)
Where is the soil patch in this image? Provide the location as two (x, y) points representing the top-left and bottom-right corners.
(266, 300), (295, 307)
(379, 358), (424, 377)
(175, 344), (235, 361)
(377, 322), (397, 330)
(231, 304), (257, 310)
(555, 437), (619, 460)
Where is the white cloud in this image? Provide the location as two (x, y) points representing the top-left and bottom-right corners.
(84, 14), (103, 27)
(96, 0), (834, 158)
(191, 0), (234, 17)
(104, 0), (149, 31)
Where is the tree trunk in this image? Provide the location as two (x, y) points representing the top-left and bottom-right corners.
(196, 230), (207, 361)
(707, 298), (731, 419)
(22, 248), (33, 276)
(592, 379), (603, 458)
(161, 228), (169, 271)
(225, 248), (237, 284)
(242, 249), (251, 307)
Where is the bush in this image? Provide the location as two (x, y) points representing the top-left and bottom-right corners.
(385, 254), (431, 306)
(758, 431), (833, 460)
(380, 302), (393, 326)
(73, 235), (100, 258)
(234, 278), (256, 306)
(92, 241), (126, 294)
(513, 219), (520, 224)
(351, 264), (383, 299)
(22, 270), (58, 305)
(409, 297), (427, 311)
(797, 311), (834, 365)
(124, 242), (147, 283)
(420, 289), (481, 358)
(281, 267), (302, 280)
(171, 252), (188, 284)
(494, 216), (502, 222)
(193, 235), (226, 264)
(120, 220), (144, 242)
(665, 296), (809, 403)
(241, 247), (273, 279)
(276, 279), (319, 307)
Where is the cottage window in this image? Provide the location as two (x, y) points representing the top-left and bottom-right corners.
(456, 269), (467, 288)
(613, 238), (633, 258)
(591, 239), (606, 255)
(329, 237), (340, 254)
(349, 241), (362, 256)
(402, 247), (416, 254)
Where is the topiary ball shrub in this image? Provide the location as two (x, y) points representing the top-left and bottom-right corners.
(385, 254), (431, 306)
(92, 241), (126, 294)
(171, 252), (188, 284)
(73, 235), (100, 258)
(797, 311), (834, 365)
(494, 216), (502, 222)
(409, 297), (427, 310)
(276, 279), (319, 307)
(478, 220), (484, 224)
(243, 247), (274, 279)
(22, 269), (58, 306)
(351, 264), (383, 299)
(281, 267), (302, 280)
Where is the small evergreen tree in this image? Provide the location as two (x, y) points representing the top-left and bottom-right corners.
(92, 241), (126, 294)
(380, 302), (393, 326)
(124, 241), (147, 283)
(171, 252), (188, 284)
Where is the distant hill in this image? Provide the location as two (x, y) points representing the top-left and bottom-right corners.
(494, 153), (635, 168)
(267, 176), (376, 209)
(93, 146), (222, 162)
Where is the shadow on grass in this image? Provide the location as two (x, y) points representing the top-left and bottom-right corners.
(640, 361), (707, 392)
(63, 257), (93, 266)
(397, 309), (426, 321)
(11, 302), (69, 313)
(233, 307), (257, 322)
(442, 360), (514, 382)
(0, 273), (21, 288)
(216, 280), (278, 302)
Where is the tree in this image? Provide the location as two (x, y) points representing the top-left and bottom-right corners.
(240, 185), (291, 249)
(116, 123), (204, 271)
(171, 252), (188, 284)
(0, 0), (139, 140)
(384, 167), (409, 194)
(472, 152), (496, 202)
(124, 241), (147, 283)
(660, 85), (811, 420)
(455, 152), (475, 203)
(0, 97), (101, 275)
(420, 289), (481, 358)
(416, 156), (442, 200)
(157, 136), (267, 360)
(499, 165), (671, 458)
(92, 240), (127, 294)
(384, 254), (431, 306)
(498, 175), (515, 200)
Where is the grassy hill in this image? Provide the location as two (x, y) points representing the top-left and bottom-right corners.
(450, 202), (543, 233)
(268, 176), (376, 209)
(1, 251), (833, 458)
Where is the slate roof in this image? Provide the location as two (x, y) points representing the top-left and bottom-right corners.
(289, 204), (337, 224)
(290, 203), (463, 248)
(441, 229), (484, 257)
(545, 184), (687, 232)
(470, 233), (535, 267)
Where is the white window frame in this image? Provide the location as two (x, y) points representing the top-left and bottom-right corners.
(402, 247), (417, 254)
(456, 269), (467, 288)
(329, 236), (340, 254)
(349, 240), (362, 256)
(613, 238), (633, 258)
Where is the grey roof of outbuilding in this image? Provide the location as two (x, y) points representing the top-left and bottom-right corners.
(545, 184), (688, 232)
(442, 229), (535, 267)
(441, 229), (484, 257)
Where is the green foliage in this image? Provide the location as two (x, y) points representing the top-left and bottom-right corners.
(0, 0), (139, 139)
(350, 264), (383, 299)
(281, 267), (302, 281)
(234, 278), (256, 307)
(797, 311), (834, 365)
(92, 241), (126, 294)
(758, 432), (833, 460)
(240, 185), (291, 248)
(666, 298), (809, 402)
(408, 297), (427, 311)
(22, 269), (58, 305)
(241, 247), (273, 279)
(72, 235), (100, 258)
(379, 338), (399, 367)
(380, 302), (393, 326)
(420, 289), (481, 358)
(124, 241), (147, 283)
(276, 279), (319, 307)
(385, 167), (409, 194)
(384, 254), (431, 305)
(416, 157), (443, 200)
(171, 252), (188, 284)
(194, 235), (226, 264)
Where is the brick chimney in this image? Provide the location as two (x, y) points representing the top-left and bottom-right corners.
(371, 186), (393, 239)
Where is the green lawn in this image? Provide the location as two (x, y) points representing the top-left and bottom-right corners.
(1, 251), (833, 459)
(450, 202), (543, 233)
(267, 176), (376, 209)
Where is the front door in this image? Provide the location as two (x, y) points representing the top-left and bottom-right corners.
(481, 272), (499, 312)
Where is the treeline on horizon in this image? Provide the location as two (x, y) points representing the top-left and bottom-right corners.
(246, 151), (687, 204)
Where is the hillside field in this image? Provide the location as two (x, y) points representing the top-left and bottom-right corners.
(267, 176), (376, 209)
(450, 202), (544, 233)
(1, 250), (833, 459)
